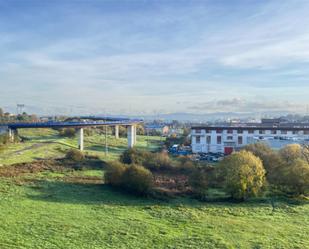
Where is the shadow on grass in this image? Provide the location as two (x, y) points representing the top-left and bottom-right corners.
(24, 135), (60, 141)
(86, 144), (126, 154)
(25, 179), (309, 208)
(26, 179), (166, 207)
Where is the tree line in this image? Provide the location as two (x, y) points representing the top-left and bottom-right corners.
(103, 143), (309, 200)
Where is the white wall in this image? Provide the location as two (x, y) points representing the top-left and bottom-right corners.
(191, 128), (309, 153)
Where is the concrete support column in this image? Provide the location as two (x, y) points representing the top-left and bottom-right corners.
(127, 125), (135, 148)
(8, 128), (14, 142)
(134, 125), (137, 144)
(115, 125), (119, 139)
(78, 128), (84, 151)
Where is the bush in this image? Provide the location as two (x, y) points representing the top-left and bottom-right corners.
(65, 149), (85, 161)
(217, 151), (266, 200)
(189, 165), (216, 197)
(0, 134), (9, 145)
(59, 128), (76, 137)
(120, 148), (150, 165)
(177, 156), (196, 173)
(189, 169), (209, 194)
(120, 149), (175, 171)
(121, 165), (154, 195)
(144, 152), (174, 171)
(104, 161), (127, 187)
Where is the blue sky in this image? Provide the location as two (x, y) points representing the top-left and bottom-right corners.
(0, 0), (309, 115)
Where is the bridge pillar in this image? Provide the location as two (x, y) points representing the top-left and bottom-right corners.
(8, 128), (14, 142)
(127, 125), (136, 148)
(134, 125), (137, 144)
(78, 128), (84, 151)
(115, 125), (119, 139)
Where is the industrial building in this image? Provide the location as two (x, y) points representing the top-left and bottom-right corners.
(191, 119), (309, 154)
(145, 124), (169, 136)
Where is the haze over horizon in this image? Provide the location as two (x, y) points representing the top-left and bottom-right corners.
(1, 0), (309, 115)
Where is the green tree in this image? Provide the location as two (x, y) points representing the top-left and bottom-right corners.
(302, 144), (309, 164)
(275, 144), (309, 195)
(217, 151), (266, 200)
(242, 143), (283, 184)
(279, 144), (303, 163)
(283, 159), (309, 195)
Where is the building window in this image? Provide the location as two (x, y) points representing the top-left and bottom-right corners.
(304, 130), (309, 135)
(237, 130), (242, 134)
(217, 136), (222, 144)
(195, 129), (201, 133)
(293, 131), (298, 135)
(259, 130), (265, 134)
(248, 130), (254, 134)
(196, 136), (201, 144)
(205, 129), (211, 133)
(238, 136), (243, 145)
(207, 136), (211, 144)
(281, 130), (287, 135)
(227, 129), (233, 134)
(216, 129), (223, 134)
(227, 136), (233, 140)
(271, 130), (277, 134)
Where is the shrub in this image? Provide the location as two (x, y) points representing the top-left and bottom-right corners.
(121, 165), (154, 195)
(104, 161), (127, 187)
(177, 156), (196, 173)
(217, 151), (266, 200)
(189, 165), (216, 196)
(65, 149), (85, 161)
(0, 134), (9, 145)
(144, 152), (174, 171)
(59, 128), (76, 137)
(120, 148), (150, 165)
(189, 169), (209, 194)
(120, 149), (175, 171)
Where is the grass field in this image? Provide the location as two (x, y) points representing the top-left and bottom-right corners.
(0, 129), (308, 248)
(0, 128), (163, 165)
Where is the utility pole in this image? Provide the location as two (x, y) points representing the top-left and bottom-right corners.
(105, 125), (108, 156)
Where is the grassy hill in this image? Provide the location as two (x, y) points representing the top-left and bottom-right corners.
(0, 128), (308, 248)
(0, 128), (163, 165)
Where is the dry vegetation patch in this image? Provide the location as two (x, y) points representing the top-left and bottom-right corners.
(0, 159), (66, 177)
(153, 172), (191, 195)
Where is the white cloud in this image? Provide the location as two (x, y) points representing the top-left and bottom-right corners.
(1, 0), (309, 114)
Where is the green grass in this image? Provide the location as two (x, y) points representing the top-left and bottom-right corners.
(0, 128), (163, 165)
(0, 172), (308, 249)
(0, 129), (308, 248)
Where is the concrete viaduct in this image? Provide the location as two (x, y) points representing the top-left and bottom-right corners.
(0, 117), (143, 151)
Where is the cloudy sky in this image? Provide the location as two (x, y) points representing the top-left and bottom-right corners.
(0, 0), (309, 115)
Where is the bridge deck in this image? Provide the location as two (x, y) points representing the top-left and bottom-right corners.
(1, 119), (143, 129)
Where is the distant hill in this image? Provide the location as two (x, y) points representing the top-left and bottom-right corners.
(104, 111), (294, 122)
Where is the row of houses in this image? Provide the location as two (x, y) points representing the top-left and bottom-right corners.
(191, 119), (309, 154)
